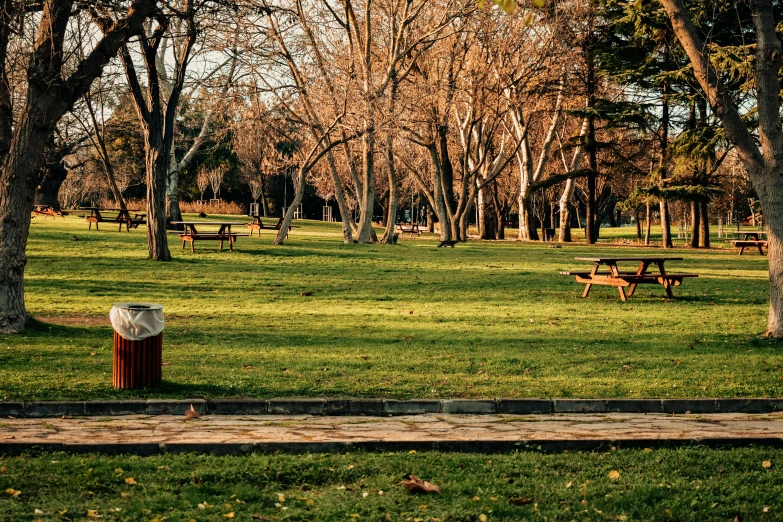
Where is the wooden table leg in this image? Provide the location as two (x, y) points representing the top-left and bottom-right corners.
(627, 261), (649, 297)
(582, 262), (601, 298)
(609, 263), (627, 302)
(657, 261), (674, 298)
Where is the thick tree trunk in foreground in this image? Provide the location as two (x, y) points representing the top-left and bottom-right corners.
(145, 141), (171, 260)
(356, 131), (376, 243)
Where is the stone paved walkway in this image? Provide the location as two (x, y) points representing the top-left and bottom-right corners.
(3, 413), (783, 454)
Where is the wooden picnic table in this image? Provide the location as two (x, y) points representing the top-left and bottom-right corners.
(396, 222), (422, 238)
(80, 207), (146, 232)
(728, 231), (767, 255)
(170, 221), (249, 252)
(560, 256), (698, 302)
(246, 216), (294, 237)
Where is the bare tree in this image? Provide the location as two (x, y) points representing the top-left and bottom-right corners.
(0, 0), (158, 333)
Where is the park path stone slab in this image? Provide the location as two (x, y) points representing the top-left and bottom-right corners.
(2, 412), (783, 454)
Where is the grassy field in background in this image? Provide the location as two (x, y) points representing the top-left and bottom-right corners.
(1, 448), (782, 520)
(0, 215), (779, 401)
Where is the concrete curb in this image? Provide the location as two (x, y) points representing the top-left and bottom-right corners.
(2, 398), (783, 418)
(2, 438), (783, 456)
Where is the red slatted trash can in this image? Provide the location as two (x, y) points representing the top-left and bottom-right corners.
(110, 303), (164, 390)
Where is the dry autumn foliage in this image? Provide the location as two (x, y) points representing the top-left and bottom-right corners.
(400, 474), (442, 494)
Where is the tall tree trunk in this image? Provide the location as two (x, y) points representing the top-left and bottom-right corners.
(325, 150), (354, 243)
(690, 200), (700, 247)
(699, 200), (710, 247)
(635, 209), (642, 241)
(356, 130), (375, 243)
(479, 185), (497, 239)
(380, 132), (398, 244)
(145, 139), (171, 261)
(274, 167), (306, 245)
(167, 154), (182, 222)
(558, 181), (573, 242)
(644, 201), (651, 245)
(659, 65), (673, 248)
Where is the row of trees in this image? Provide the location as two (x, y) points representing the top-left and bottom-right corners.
(1, 0), (783, 337)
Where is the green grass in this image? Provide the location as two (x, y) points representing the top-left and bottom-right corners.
(2, 216), (780, 400)
(1, 448), (782, 520)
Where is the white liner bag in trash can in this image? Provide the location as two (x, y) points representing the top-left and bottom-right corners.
(110, 303), (164, 389)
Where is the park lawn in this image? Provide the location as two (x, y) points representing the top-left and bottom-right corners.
(1, 448), (782, 520)
(0, 216), (780, 401)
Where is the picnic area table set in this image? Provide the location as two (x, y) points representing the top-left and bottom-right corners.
(728, 230), (767, 255)
(561, 256), (698, 301)
(171, 220), (250, 252)
(396, 221), (422, 238)
(81, 207), (147, 231)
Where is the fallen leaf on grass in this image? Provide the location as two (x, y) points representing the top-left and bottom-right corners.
(86, 510), (102, 518)
(763, 460), (772, 469)
(5, 488), (20, 497)
(244, 365), (255, 369)
(124, 478), (136, 485)
(401, 474), (441, 494)
(57, 509), (68, 515)
(34, 509), (44, 514)
(764, 506), (771, 513)
(479, 514), (488, 522)
(251, 516), (270, 521)
(510, 497), (533, 505)
(608, 470), (620, 480)
(224, 513), (235, 518)
(185, 405), (201, 419)
(0, 466), (5, 473)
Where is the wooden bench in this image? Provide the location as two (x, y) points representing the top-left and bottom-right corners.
(179, 232), (249, 252)
(729, 239), (767, 255)
(396, 222), (422, 238)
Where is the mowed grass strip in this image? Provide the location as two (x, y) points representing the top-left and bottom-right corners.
(1, 216), (780, 400)
(0, 448), (781, 520)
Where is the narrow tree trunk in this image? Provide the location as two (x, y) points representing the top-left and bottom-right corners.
(380, 134), (398, 244)
(690, 200), (700, 247)
(275, 167), (306, 245)
(644, 201), (651, 245)
(325, 150), (354, 243)
(699, 200), (710, 248)
(356, 130), (375, 243)
(167, 153), (182, 223)
(635, 210), (642, 241)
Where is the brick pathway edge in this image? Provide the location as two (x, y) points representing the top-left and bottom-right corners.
(3, 398), (783, 417)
